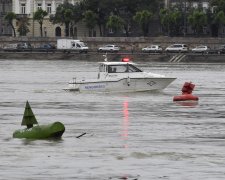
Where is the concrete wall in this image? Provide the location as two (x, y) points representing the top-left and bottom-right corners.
(0, 36), (225, 50)
(0, 51), (225, 63)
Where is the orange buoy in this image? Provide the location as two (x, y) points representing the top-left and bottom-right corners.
(173, 82), (199, 101)
(173, 94), (199, 101)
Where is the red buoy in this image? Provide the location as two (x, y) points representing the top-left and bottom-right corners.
(173, 94), (199, 101)
(173, 82), (199, 101)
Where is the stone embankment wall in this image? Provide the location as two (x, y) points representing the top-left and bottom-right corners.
(0, 36), (225, 63)
(0, 36), (225, 50)
(0, 51), (225, 63)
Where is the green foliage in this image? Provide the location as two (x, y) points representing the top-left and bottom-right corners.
(210, 0), (225, 12)
(82, 0), (162, 36)
(17, 17), (30, 36)
(133, 10), (153, 36)
(188, 10), (207, 35)
(47, 0), (225, 37)
(159, 8), (182, 36)
(52, 2), (74, 24)
(213, 10), (225, 24)
(33, 9), (48, 23)
(83, 10), (98, 30)
(4, 12), (16, 37)
(106, 15), (124, 33)
(159, 9), (170, 34)
(51, 1), (76, 36)
(33, 9), (48, 37)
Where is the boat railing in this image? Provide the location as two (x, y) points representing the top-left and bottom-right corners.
(72, 77), (76, 83)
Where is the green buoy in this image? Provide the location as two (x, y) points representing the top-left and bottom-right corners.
(13, 101), (65, 139)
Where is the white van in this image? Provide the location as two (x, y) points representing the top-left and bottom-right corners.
(165, 44), (188, 53)
(57, 39), (89, 53)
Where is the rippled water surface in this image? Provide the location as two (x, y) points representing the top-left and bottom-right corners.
(1, 59), (225, 179)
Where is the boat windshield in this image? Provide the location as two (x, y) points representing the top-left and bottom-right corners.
(99, 64), (105, 72)
(108, 64), (142, 73)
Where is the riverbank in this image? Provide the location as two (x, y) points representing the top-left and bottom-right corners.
(0, 51), (225, 63)
(1, 36), (225, 50)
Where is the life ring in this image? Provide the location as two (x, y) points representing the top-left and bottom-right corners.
(173, 94), (199, 101)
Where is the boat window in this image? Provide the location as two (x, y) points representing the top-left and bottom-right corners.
(99, 64), (105, 72)
(128, 64), (142, 72)
(108, 66), (113, 73)
(107, 64), (142, 73)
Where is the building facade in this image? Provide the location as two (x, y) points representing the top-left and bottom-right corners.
(0, 0), (12, 36)
(1, 0), (223, 37)
(12, 0), (100, 37)
(165, 0), (209, 8)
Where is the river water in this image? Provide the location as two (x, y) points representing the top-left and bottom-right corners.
(0, 59), (225, 180)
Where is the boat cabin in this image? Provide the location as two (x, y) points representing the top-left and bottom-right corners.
(99, 62), (142, 74)
(97, 62), (143, 79)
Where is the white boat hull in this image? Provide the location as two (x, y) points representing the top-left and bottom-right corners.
(67, 77), (176, 93)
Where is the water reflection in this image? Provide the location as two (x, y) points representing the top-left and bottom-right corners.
(174, 101), (199, 107)
(122, 100), (129, 148)
(20, 138), (64, 146)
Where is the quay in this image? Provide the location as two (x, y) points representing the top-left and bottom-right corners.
(0, 36), (225, 62)
(0, 51), (225, 63)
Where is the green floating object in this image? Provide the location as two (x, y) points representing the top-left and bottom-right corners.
(13, 122), (65, 139)
(21, 101), (38, 128)
(13, 101), (65, 139)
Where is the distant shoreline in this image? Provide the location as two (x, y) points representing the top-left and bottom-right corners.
(1, 36), (225, 51)
(0, 51), (225, 63)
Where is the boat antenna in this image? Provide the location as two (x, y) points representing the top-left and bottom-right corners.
(103, 53), (108, 62)
(21, 101), (38, 129)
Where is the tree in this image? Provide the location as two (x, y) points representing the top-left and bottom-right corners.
(83, 10), (98, 36)
(50, 1), (74, 37)
(159, 8), (182, 35)
(188, 10), (207, 35)
(212, 10), (225, 36)
(106, 15), (124, 34)
(209, 0), (225, 36)
(160, 8), (183, 36)
(170, 10), (182, 36)
(33, 9), (48, 37)
(17, 17), (30, 36)
(133, 10), (153, 36)
(82, 0), (162, 37)
(159, 8), (170, 35)
(210, 0), (225, 12)
(82, 0), (113, 36)
(4, 12), (16, 37)
(114, 0), (162, 37)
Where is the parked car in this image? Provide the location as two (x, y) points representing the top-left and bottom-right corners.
(35, 44), (56, 52)
(217, 45), (225, 54)
(98, 44), (120, 53)
(3, 43), (18, 52)
(191, 45), (210, 53)
(142, 45), (163, 53)
(165, 44), (188, 53)
(17, 42), (33, 51)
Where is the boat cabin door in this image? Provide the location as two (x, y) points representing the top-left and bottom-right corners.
(98, 64), (108, 79)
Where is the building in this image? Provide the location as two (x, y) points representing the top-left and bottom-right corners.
(4, 0), (224, 37)
(0, 0), (12, 36)
(164, 0), (209, 9)
(11, 0), (99, 37)
(165, 0), (210, 9)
